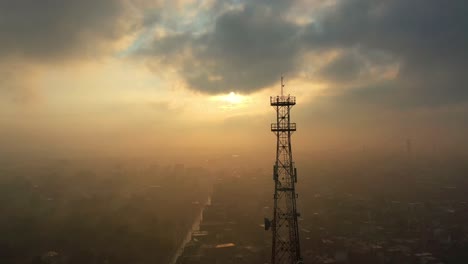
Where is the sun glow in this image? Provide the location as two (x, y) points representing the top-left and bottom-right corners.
(220, 91), (244, 104)
(207, 91), (258, 113)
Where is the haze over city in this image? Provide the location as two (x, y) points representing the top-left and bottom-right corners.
(1, 1), (468, 264)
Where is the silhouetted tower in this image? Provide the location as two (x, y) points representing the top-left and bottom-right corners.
(266, 77), (302, 264)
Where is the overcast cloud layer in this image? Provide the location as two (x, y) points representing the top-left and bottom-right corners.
(0, 0), (142, 61)
(1, 0), (468, 157)
(138, 0), (468, 106)
(1, 0), (467, 106)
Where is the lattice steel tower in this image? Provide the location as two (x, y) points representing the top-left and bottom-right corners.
(266, 77), (302, 264)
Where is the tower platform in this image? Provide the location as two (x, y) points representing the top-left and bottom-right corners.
(271, 123), (296, 132)
(270, 96), (296, 106)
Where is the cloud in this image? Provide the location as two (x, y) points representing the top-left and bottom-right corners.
(0, 0), (155, 101)
(1, 0), (467, 108)
(138, 0), (305, 94)
(315, 48), (398, 84)
(303, 0), (468, 106)
(138, 0), (468, 107)
(0, 0), (142, 62)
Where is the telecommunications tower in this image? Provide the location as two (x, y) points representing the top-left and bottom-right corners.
(265, 77), (302, 264)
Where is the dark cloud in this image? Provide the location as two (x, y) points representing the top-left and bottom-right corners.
(318, 52), (364, 83)
(139, 0), (303, 94)
(304, 0), (468, 106)
(317, 48), (397, 83)
(0, 0), (138, 61)
(141, 0), (468, 106)
(2, 0), (467, 106)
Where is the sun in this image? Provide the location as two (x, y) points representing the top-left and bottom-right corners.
(210, 91), (248, 110)
(223, 91), (243, 104)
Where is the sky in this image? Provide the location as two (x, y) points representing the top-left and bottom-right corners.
(1, 0), (468, 159)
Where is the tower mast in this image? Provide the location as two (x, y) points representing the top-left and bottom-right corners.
(267, 77), (302, 264)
